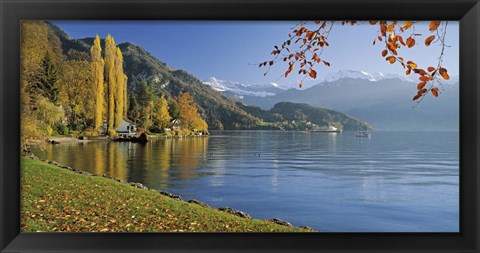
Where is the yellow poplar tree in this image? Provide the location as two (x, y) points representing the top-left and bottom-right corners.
(153, 95), (171, 130)
(113, 47), (125, 128)
(90, 35), (104, 131)
(123, 74), (128, 117)
(104, 34), (116, 134)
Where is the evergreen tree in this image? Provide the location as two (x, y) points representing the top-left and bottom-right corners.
(127, 94), (141, 124)
(38, 53), (59, 105)
(168, 99), (181, 120)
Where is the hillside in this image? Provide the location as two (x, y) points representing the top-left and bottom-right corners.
(239, 102), (373, 131)
(44, 21), (373, 131)
(45, 22), (261, 130)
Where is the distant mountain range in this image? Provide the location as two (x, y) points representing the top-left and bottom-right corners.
(203, 77), (286, 98)
(206, 70), (459, 131)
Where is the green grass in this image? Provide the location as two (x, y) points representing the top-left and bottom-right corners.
(258, 121), (276, 126)
(21, 158), (311, 232)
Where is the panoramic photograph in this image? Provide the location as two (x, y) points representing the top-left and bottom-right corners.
(20, 20), (459, 232)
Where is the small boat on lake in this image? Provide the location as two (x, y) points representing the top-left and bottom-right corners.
(355, 131), (371, 138)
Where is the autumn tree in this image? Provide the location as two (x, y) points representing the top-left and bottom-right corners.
(104, 34), (117, 134)
(20, 21), (63, 146)
(123, 74), (128, 117)
(114, 47), (125, 128)
(59, 59), (93, 126)
(261, 20), (451, 102)
(177, 92), (208, 132)
(152, 95), (171, 131)
(91, 35), (105, 131)
(35, 97), (65, 136)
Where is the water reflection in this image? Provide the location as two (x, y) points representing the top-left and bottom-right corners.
(32, 137), (209, 188)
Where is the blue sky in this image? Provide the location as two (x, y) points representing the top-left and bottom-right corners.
(52, 21), (459, 88)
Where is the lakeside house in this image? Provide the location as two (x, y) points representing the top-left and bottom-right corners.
(117, 118), (137, 137)
(168, 119), (181, 131)
(101, 117), (137, 137)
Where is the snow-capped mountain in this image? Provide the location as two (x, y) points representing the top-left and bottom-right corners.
(321, 70), (413, 83)
(204, 70), (458, 100)
(203, 77), (286, 98)
(321, 69), (459, 85)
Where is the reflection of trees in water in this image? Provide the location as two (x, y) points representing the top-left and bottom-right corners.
(34, 137), (209, 190)
(93, 143), (105, 175)
(140, 137), (209, 189)
(110, 142), (128, 180)
(175, 137), (209, 181)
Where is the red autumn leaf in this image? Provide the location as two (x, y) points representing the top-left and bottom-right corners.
(439, 67), (450, 80)
(406, 37), (415, 48)
(419, 76), (430, 82)
(284, 69), (291, 78)
(425, 35), (435, 46)
(306, 31), (316, 41)
(413, 94), (422, 101)
(309, 69), (317, 78)
(386, 23), (395, 32)
(427, 66), (436, 72)
(386, 56), (396, 64)
(380, 24), (386, 36)
(403, 21), (413, 29)
(407, 61), (417, 69)
(381, 49), (388, 57)
(429, 21), (441, 31)
(431, 87), (439, 97)
(397, 36), (406, 46)
(417, 81), (427, 90)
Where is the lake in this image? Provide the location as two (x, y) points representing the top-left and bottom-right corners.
(30, 131), (459, 232)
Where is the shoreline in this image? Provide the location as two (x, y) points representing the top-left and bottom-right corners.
(28, 133), (209, 146)
(23, 153), (316, 232)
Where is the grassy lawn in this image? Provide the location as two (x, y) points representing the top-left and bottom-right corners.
(21, 158), (310, 232)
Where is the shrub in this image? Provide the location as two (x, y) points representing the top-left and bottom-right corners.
(56, 124), (69, 135)
(69, 131), (80, 138)
(69, 123), (85, 132)
(83, 127), (99, 137)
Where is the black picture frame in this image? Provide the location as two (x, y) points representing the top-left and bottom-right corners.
(1, 0), (479, 252)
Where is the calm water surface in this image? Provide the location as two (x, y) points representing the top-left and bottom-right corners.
(31, 131), (459, 232)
